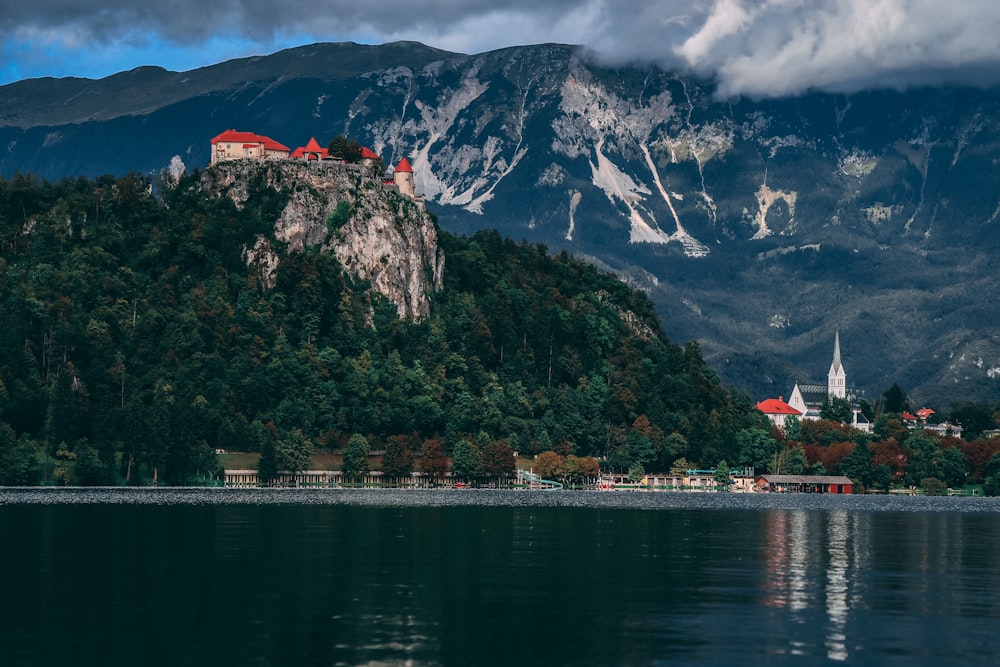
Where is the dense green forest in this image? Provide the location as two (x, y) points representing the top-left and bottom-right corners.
(0, 170), (761, 485)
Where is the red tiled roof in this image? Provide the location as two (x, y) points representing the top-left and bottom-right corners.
(210, 129), (288, 152)
(916, 408), (935, 420)
(259, 135), (290, 152)
(755, 398), (803, 416)
(395, 157), (413, 173)
(211, 129), (260, 144)
(902, 411), (918, 421)
(292, 137), (329, 159)
(360, 147), (380, 160)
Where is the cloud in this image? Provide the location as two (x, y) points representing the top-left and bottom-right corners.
(3, 0), (1000, 96)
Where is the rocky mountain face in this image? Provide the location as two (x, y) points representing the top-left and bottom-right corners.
(3, 41), (1000, 404)
(202, 160), (443, 322)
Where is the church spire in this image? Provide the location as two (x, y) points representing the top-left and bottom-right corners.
(828, 330), (846, 398)
(831, 330), (842, 373)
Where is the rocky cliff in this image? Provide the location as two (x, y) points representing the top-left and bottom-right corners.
(201, 160), (443, 321)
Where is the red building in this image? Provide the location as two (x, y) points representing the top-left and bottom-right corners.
(756, 474), (854, 494)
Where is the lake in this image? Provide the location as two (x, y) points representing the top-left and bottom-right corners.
(1, 488), (998, 666)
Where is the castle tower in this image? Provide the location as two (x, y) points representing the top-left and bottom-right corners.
(828, 331), (846, 399)
(393, 158), (415, 198)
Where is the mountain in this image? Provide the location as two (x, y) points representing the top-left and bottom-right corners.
(3, 41), (1000, 405)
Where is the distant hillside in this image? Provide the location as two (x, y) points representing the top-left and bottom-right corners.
(3, 41), (1000, 404)
(0, 163), (757, 485)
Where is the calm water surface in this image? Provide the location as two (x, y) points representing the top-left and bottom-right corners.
(1, 489), (998, 666)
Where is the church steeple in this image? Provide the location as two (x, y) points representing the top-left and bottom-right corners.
(828, 331), (846, 398)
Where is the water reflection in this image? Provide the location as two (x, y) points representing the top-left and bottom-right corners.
(763, 509), (858, 661)
(2, 491), (1000, 666)
(825, 511), (849, 661)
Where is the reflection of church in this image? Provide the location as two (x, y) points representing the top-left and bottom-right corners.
(761, 510), (856, 661)
(756, 332), (871, 433)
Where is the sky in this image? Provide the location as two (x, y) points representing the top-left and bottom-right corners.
(2, 0), (1000, 97)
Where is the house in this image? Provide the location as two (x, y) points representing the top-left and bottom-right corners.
(756, 474), (854, 494)
(755, 396), (803, 430)
(210, 130), (290, 164)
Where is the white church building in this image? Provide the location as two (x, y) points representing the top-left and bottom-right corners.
(758, 332), (871, 433)
(787, 332), (870, 433)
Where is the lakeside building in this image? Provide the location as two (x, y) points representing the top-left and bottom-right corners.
(756, 474), (854, 494)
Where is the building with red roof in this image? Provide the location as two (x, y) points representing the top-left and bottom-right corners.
(290, 137), (330, 161)
(210, 130), (290, 164)
(393, 157), (415, 197)
(755, 397), (803, 431)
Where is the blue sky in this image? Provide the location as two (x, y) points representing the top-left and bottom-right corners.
(3, 1), (1000, 98)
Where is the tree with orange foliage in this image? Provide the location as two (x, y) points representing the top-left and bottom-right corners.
(819, 441), (855, 475)
(564, 455), (600, 485)
(533, 451), (565, 479)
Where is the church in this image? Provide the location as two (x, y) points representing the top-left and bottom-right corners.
(757, 332), (871, 433)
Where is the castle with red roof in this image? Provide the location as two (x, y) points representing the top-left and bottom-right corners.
(209, 130), (291, 162)
(209, 130), (420, 203)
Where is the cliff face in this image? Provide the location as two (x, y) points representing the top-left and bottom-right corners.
(202, 160), (443, 321)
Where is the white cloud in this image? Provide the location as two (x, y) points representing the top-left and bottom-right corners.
(4, 0), (1000, 96)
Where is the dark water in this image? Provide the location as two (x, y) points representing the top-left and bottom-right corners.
(2, 489), (999, 666)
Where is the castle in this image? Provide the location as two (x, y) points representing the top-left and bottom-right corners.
(756, 332), (871, 433)
(209, 130), (420, 201)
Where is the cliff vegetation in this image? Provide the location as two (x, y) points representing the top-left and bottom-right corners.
(0, 166), (759, 485)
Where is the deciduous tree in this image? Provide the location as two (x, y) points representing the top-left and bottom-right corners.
(564, 455), (599, 485)
(482, 439), (515, 483)
(382, 434), (415, 478)
(820, 396), (854, 424)
(533, 451), (565, 480)
(450, 438), (483, 480)
(736, 428), (781, 472)
(420, 436), (448, 481)
(342, 433), (370, 481)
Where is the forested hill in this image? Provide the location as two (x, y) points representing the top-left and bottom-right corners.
(0, 166), (760, 485)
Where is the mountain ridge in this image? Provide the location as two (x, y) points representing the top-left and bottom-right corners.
(3, 40), (1000, 405)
